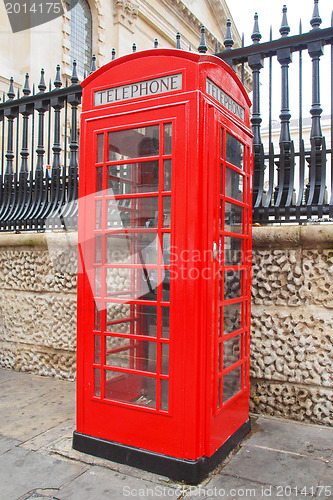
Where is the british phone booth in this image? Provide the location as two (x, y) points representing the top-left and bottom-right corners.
(73, 48), (253, 483)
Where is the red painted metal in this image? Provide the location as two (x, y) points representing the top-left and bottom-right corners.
(76, 49), (252, 465)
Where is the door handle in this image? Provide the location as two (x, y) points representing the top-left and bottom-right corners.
(213, 241), (218, 260)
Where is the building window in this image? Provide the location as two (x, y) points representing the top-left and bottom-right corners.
(69, 0), (92, 77)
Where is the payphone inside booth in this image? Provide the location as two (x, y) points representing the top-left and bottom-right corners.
(74, 49), (253, 484)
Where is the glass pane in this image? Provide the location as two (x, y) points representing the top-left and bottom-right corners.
(106, 232), (158, 265)
(163, 270), (170, 301)
(97, 134), (104, 163)
(223, 336), (241, 369)
(94, 368), (101, 397)
(162, 233), (171, 266)
(224, 237), (242, 266)
(164, 123), (172, 155)
(162, 307), (169, 338)
(224, 303), (242, 335)
(161, 343), (169, 374)
(217, 378), (221, 409)
(224, 270), (242, 300)
(96, 167), (103, 193)
(94, 302), (101, 330)
(95, 267), (101, 296)
(224, 167), (243, 201)
(164, 159), (172, 191)
(226, 133), (244, 169)
(223, 366), (242, 404)
(94, 336), (101, 364)
(136, 341), (156, 373)
(225, 203), (243, 233)
(107, 197), (158, 229)
(161, 379), (169, 411)
(108, 126), (159, 161)
(108, 162), (159, 195)
(220, 129), (224, 158)
(106, 336), (134, 369)
(218, 342), (222, 373)
(106, 303), (131, 334)
(134, 305), (157, 337)
(95, 235), (102, 264)
(95, 200), (102, 229)
(105, 371), (156, 408)
(106, 267), (158, 302)
(163, 197), (171, 227)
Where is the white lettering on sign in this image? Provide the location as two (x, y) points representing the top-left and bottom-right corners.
(94, 73), (183, 106)
(206, 78), (245, 121)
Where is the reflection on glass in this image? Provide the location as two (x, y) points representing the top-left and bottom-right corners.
(161, 343), (169, 374)
(161, 379), (168, 411)
(135, 305), (157, 337)
(105, 371), (156, 408)
(224, 303), (242, 335)
(223, 366), (241, 403)
(107, 197), (159, 229)
(94, 302), (101, 330)
(97, 134), (104, 163)
(94, 335), (101, 363)
(223, 336), (241, 368)
(94, 368), (101, 397)
(95, 267), (101, 296)
(163, 197), (171, 227)
(164, 123), (172, 155)
(96, 166), (103, 193)
(105, 267), (158, 302)
(162, 307), (169, 338)
(162, 233), (171, 266)
(106, 303), (131, 334)
(224, 237), (242, 266)
(95, 200), (102, 229)
(226, 132), (244, 169)
(225, 202), (243, 233)
(108, 126), (159, 161)
(164, 159), (172, 191)
(108, 162), (159, 195)
(106, 336), (133, 369)
(106, 232), (158, 266)
(224, 167), (243, 201)
(224, 270), (242, 300)
(95, 235), (102, 264)
(163, 270), (170, 301)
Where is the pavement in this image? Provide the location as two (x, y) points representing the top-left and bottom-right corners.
(0, 367), (332, 500)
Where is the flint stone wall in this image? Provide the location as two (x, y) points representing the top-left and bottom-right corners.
(251, 224), (333, 425)
(0, 233), (77, 380)
(0, 225), (332, 425)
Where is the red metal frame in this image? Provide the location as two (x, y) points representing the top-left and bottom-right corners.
(76, 49), (252, 469)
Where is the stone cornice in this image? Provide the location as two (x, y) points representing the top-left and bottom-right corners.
(252, 224), (333, 250)
(114, 0), (139, 28)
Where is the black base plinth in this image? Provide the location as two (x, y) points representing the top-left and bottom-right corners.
(73, 420), (251, 484)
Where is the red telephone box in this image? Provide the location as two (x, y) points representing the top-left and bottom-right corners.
(73, 49), (252, 483)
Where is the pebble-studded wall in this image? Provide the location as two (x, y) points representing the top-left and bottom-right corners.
(0, 226), (332, 424)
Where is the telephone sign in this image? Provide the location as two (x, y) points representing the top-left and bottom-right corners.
(73, 49), (253, 484)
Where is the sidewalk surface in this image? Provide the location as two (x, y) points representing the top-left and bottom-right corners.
(0, 367), (332, 500)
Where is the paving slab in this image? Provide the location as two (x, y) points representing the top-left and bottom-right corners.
(20, 420), (74, 452)
(185, 475), (315, 500)
(246, 416), (333, 460)
(0, 435), (21, 455)
(0, 445), (87, 500)
(0, 371), (75, 442)
(56, 466), (181, 500)
(220, 445), (329, 490)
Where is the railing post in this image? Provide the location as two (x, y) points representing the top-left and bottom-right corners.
(305, 0), (326, 209)
(275, 6), (295, 214)
(247, 14), (265, 217)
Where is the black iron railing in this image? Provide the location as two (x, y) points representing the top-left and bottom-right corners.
(218, 1), (333, 223)
(0, 0), (332, 231)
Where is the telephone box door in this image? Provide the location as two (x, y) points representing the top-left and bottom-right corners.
(207, 106), (252, 456)
(77, 103), (189, 458)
